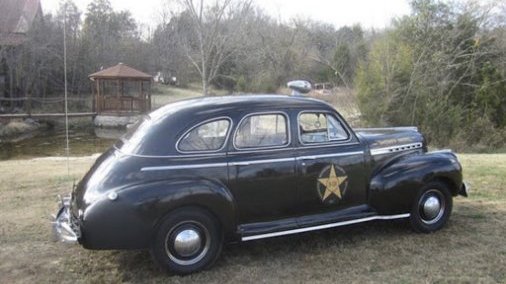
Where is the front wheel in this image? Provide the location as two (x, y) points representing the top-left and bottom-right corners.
(150, 207), (223, 274)
(410, 181), (453, 233)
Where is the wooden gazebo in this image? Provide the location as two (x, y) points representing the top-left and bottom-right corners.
(89, 63), (152, 115)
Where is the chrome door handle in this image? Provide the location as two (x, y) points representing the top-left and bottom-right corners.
(298, 156), (316, 167)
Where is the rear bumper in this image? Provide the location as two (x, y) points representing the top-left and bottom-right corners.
(459, 182), (469, 197)
(52, 195), (81, 244)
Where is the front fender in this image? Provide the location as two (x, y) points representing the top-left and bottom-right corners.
(80, 178), (236, 249)
(369, 151), (463, 215)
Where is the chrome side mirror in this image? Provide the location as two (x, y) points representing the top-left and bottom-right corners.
(287, 80), (312, 96)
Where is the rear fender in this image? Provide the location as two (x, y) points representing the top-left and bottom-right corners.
(369, 152), (463, 215)
(81, 178), (236, 249)
(127, 178), (236, 235)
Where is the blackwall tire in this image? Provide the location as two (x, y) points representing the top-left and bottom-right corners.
(150, 207), (223, 275)
(410, 181), (453, 233)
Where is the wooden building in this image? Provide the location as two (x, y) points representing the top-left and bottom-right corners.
(89, 63), (152, 115)
(0, 0), (42, 108)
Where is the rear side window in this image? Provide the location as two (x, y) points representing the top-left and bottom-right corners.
(299, 112), (348, 144)
(235, 113), (288, 149)
(178, 118), (231, 152)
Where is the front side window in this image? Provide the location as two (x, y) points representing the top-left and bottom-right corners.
(178, 119), (230, 152)
(299, 112), (348, 144)
(235, 113), (288, 149)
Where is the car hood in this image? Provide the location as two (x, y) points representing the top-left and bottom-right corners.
(355, 127), (426, 167)
(355, 127), (425, 149)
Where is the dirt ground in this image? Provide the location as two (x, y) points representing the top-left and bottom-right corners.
(0, 154), (505, 283)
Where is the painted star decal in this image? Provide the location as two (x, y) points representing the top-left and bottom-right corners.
(318, 165), (347, 201)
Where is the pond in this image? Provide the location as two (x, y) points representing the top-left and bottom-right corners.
(0, 128), (123, 160)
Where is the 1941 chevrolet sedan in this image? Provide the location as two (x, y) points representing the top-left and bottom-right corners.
(53, 84), (468, 274)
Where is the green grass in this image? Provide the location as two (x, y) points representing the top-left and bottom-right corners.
(0, 154), (505, 283)
(459, 154), (506, 202)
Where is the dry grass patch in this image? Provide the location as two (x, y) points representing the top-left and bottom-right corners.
(0, 154), (505, 283)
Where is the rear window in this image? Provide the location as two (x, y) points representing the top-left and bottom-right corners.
(177, 119), (231, 152)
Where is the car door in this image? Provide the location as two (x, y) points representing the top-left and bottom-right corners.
(227, 111), (298, 225)
(294, 110), (367, 223)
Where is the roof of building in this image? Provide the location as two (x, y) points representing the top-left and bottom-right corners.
(89, 63), (153, 80)
(0, 0), (41, 46)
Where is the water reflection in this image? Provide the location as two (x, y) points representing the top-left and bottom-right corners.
(0, 128), (123, 160)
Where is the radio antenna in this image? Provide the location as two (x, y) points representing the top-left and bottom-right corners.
(63, 3), (70, 178)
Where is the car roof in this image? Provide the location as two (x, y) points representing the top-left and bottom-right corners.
(149, 94), (334, 121)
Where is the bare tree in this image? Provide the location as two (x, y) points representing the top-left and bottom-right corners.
(174, 0), (252, 95)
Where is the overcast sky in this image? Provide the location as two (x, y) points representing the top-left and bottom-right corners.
(40, 0), (412, 29)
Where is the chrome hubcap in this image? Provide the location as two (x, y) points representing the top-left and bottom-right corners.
(419, 189), (445, 225)
(165, 221), (211, 266)
(423, 196), (441, 220)
(173, 229), (201, 257)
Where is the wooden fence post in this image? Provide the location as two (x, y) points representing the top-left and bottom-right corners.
(26, 91), (32, 116)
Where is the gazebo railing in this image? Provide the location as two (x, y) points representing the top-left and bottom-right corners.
(98, 96), (149, 114)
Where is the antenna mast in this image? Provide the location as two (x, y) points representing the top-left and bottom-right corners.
(63, 3), (70, 178)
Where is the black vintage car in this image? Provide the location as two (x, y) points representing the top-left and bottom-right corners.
(53, 84), (467, 274)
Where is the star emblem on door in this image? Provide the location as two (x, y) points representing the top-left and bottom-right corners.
(317, 165), (348, 201)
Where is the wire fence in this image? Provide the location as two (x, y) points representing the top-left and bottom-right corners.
(0, 96), (93, 115)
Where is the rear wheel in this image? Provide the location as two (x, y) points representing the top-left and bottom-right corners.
(410, 181), (452, 233)
(150, 207), (223, 274)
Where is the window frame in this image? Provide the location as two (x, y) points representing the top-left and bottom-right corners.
(176, 116), (233, 154)
(233, 111), (291, 151)
(297, 110), (352, 146)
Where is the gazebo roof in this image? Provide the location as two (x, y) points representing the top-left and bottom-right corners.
(89, 63), (152, 80)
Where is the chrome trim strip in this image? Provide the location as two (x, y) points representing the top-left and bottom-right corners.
(228, 141), (362, 154)
(370, 142), (423, 156)
(430, 149), (453, 154)
(230, 157), (295, 166)
(113, 145), (227, 159)
(141, 163), (227, 171)
(241, 213), (410, 241)
(296, 151), (363, 160)
(232, 111), (291, 151)
(228, 147), (296, 155)
(297, 141), (361, 149)
(354, 127), (418, 132)
(175, 116), (233, 154)
(141, 150), (365, 171)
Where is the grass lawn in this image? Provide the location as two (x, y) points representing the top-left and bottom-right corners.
(0, 154), (505, 283)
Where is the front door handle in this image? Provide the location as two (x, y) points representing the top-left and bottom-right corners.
(297, 156), (316, 167)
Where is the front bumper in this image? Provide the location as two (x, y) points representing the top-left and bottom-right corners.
(52, 195), (81, 244)
(459, 182), (469, 197)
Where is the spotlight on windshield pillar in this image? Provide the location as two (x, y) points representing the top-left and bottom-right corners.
(287, 80), (312, 96)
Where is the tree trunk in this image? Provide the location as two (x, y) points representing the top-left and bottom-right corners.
(202, 77), (208, 96)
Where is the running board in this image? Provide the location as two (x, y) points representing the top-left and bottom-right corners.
(241, 213), (410, 241)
